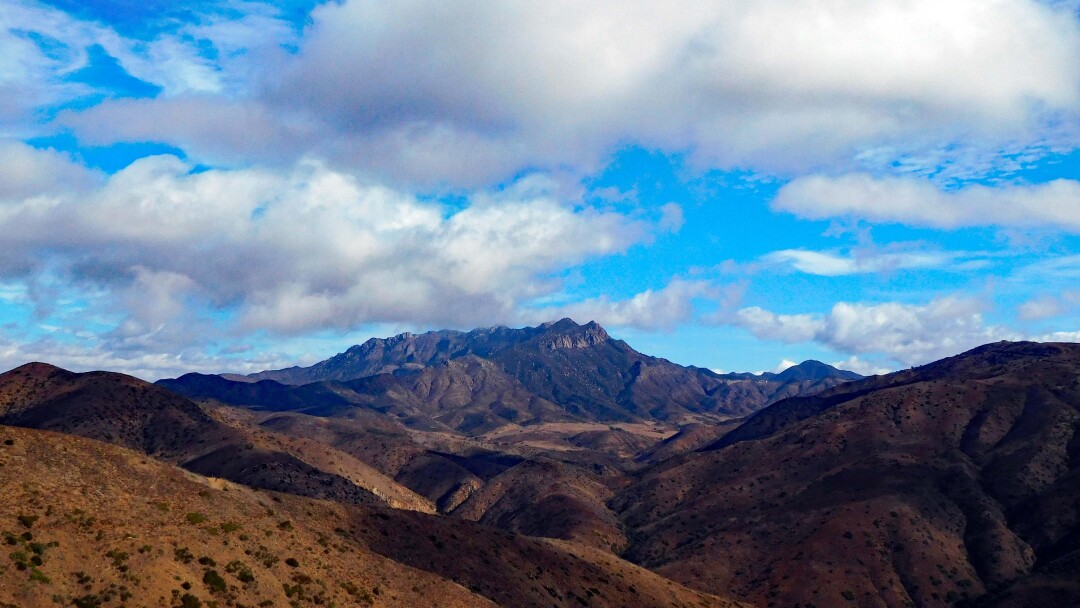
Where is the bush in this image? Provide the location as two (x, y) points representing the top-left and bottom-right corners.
(174, 547), (195, 564)
(284, 557), (299, 567)
(203, 570), (227, 594)
(17, 515), (37, 529)
(186, 513), (208, 525)
(225, 560), (255, 583)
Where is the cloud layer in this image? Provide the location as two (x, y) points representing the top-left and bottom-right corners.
(54, 0), (1080, 185)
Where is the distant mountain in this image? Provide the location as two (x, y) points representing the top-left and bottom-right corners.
(772, 359), (863, 382)
(612, 341), (1080, 607)
(165, 319), (863, 430)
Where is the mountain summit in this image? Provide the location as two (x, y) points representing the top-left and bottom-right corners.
(233, 318), (611, 385)
(772, 359), (863, 382)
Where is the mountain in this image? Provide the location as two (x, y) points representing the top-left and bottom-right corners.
(772, 359), (863, 382)
(0, 424), (749, 608)
(165, 319), (863, 430)
(611, 341), (1080, 608)
(0, 362), (432, 511)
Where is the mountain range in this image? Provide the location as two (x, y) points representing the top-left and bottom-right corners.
(1, 319), (1077, 607)
(161, 318), (862, 433)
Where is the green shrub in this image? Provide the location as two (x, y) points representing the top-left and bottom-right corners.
(186, 513), (208, 525)
(29, 567), (49, 583)
(16, 515), (37, 529)
(203, 570), (227, 594)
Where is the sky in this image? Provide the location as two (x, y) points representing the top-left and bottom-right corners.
(4, 0), (1080, 380)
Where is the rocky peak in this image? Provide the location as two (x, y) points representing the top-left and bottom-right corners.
(538, 319), (610, 350)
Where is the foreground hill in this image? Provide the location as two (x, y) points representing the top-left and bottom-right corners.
(0, 425), (747, 608)
(613, 341), (1080, 608)
(0, 363), (431, 511)
(163, 319), (861, 430)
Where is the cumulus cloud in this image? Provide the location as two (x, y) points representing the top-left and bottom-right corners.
(734, 297), (1024, 366)
(0, 151), (651, 343)
(55, 0), (1080, 185)
(774, 174), (1080, 231)
(0, 141), (101, 199)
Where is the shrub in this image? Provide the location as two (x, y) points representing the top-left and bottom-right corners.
(29, 567), (49, 583)
(203, 570), (227, 594)
(17, 515), (37, 529)
(225, 560), (255, 583)
(174, 547), (195, 564)
(284, 557), (299, 567)
(186, 513), (208, 525)
(180, 594), (201, 608)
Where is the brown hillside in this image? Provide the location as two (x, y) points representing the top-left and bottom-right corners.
(0, 425), (749, 608)
(614, 341), (1080, 608)
(0, 425), (492, 608)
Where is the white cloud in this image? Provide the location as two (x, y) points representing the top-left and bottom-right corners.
(0, 141), (101, 200)
(525, 278), (721, 332)
(1017, 290), (1080, 321)
(734, 296), (1023, 366)
(774, 174), (1080, 231)
(773, 359), (798, 373)
(0, 152), (651, 340)
(760, 247), (974, 276)
(734, 307), (823, 343)
(0, 1), (266, 118)
(831, 356), (893, 376)
(658, 202), (685, 233)
(56, 0), (1080, 185)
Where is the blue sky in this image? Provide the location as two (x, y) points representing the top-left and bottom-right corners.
(3, 0), (1080, 379)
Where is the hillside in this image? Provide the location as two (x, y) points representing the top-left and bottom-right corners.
(612, 341), (1080, 608)
(0, 363), (431, 512)
(0, 425), (748, 608)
